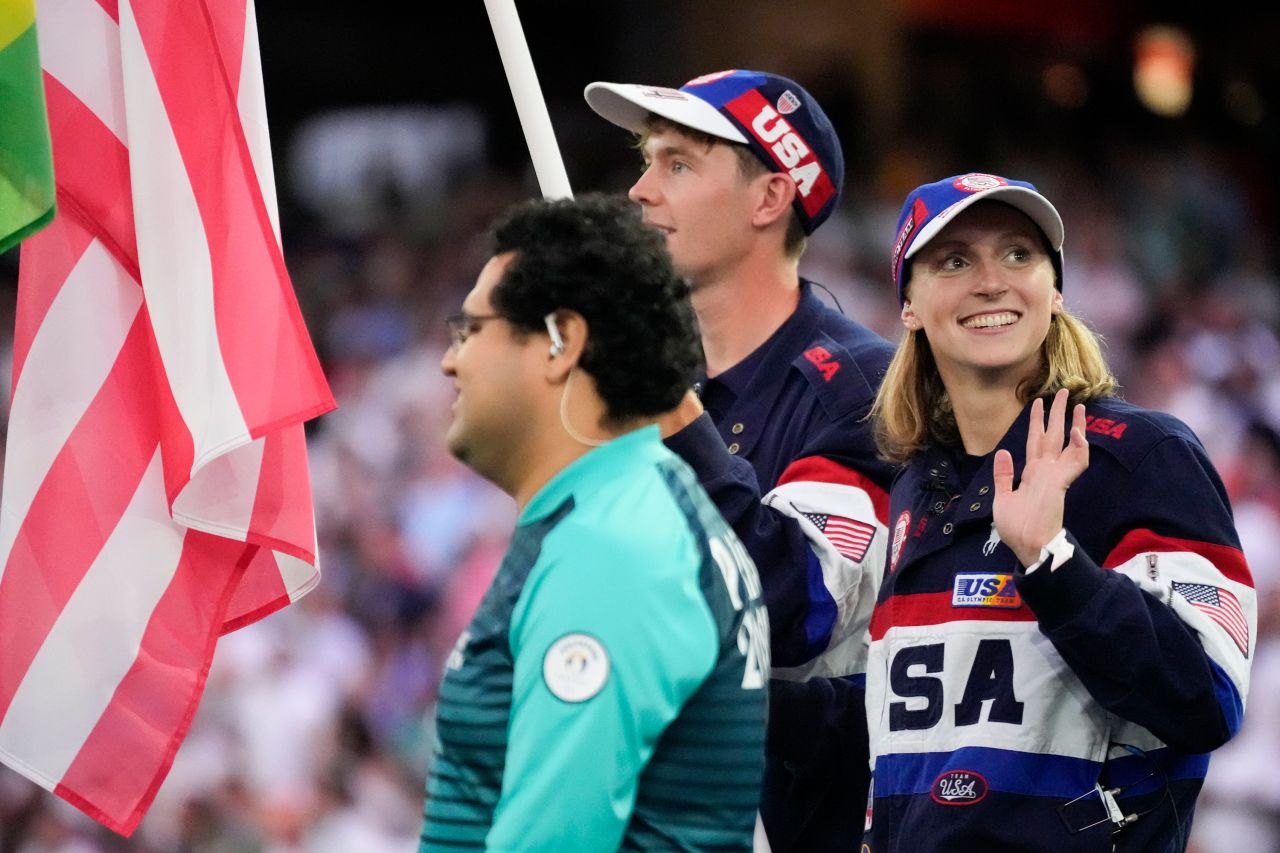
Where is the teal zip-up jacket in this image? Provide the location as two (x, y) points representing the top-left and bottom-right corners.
(421, 426), (769, 851)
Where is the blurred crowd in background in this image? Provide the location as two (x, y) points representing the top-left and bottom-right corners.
(2, 2), (1279, 850)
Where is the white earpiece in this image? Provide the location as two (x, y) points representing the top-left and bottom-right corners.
(544, 312), (566, 357)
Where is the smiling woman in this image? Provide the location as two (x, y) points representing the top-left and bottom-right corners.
(863, 173), (1257, 853)
(876, 175), (1114, 463)
(902, 202), (1062, 401)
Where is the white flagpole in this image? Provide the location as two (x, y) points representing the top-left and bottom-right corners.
(483, 0), (574, 200)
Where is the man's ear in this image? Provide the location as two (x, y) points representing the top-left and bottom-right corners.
(752, 172), (797, 231)
(545, 310), (588, 382)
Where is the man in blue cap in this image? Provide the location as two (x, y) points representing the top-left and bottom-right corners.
(586, 70), (895, 852)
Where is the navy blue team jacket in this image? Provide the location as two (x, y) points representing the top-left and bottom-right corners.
(666, 281), (896, 852)
(865, 395), (1256, 852)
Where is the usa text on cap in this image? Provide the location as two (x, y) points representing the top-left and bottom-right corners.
(585, 69), (845, 235)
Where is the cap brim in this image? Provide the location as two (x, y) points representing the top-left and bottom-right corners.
(584, 81), (748, 144)
(904, 185), (1065, 262)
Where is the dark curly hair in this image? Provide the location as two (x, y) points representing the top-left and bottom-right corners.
(489, 193), (701, 424)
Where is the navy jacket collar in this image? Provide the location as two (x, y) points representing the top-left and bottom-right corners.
(898, 400), (1038, 572)
(705, 280), (826, 398)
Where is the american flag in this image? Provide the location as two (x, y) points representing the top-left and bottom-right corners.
(802, 511), (876, 563)
(1173, 582), (1250, 658)
(0, 0), (333, 836)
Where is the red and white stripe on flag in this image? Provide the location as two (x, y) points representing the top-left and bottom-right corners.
(0, 0), (335, 836)
(822, 515), (876, 563)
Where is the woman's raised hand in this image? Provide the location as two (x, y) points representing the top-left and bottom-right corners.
(992, 389), (1090, 567)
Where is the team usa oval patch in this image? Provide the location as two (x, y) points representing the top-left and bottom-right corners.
(931, 769), (988, 805)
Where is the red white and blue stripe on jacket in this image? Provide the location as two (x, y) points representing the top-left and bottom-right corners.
(665, 281), (896, 851)
(865, 395), (1255, 852)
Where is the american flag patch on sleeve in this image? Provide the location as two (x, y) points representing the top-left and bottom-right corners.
(803, 512), (876, 563)
(1173, 581), (1250, 657)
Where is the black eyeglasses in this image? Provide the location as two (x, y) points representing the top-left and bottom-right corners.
(445, 312), (502, 348)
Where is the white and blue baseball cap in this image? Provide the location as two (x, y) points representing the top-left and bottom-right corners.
(891, 173), (1065, 305)
(585, 69), (844, 235)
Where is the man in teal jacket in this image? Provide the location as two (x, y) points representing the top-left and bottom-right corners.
(420, 194), (769, 852)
